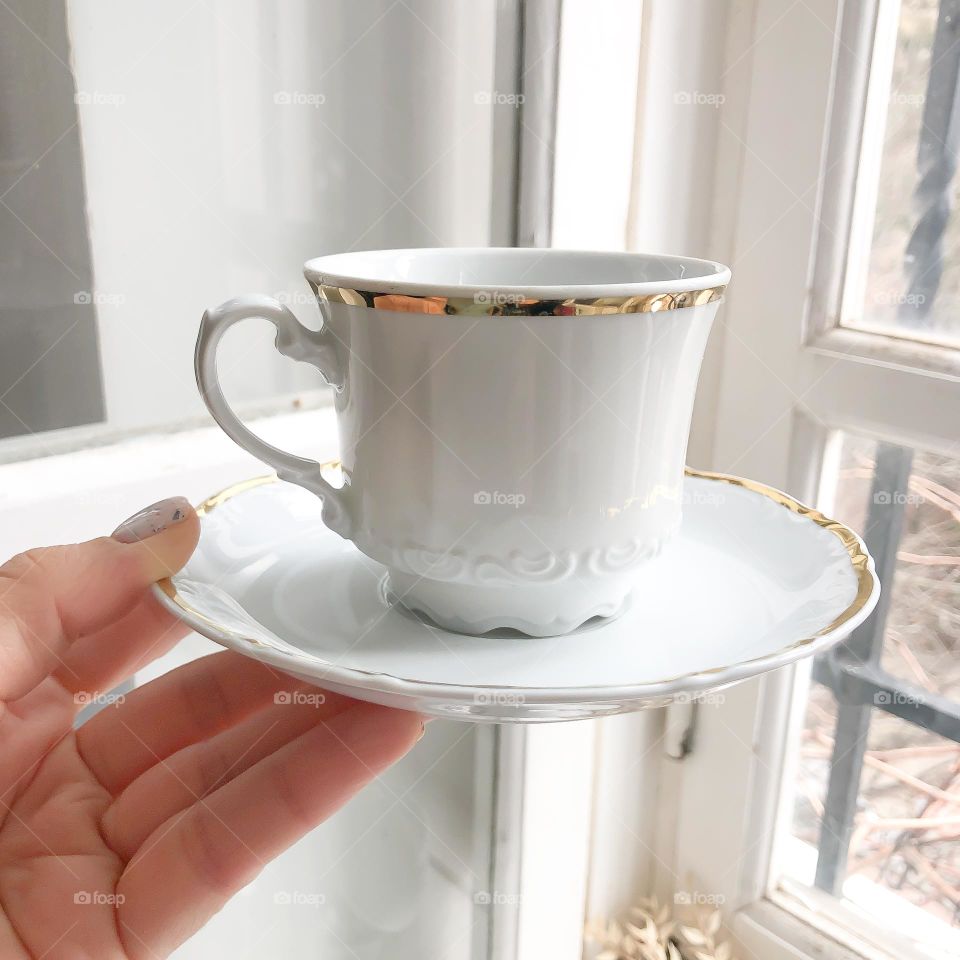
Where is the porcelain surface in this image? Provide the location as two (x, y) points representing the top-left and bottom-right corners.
(153, 470), (879, 722)
(195, 248), (732, 635)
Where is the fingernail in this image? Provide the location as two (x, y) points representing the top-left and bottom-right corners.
(112, 496), (192, 544)
(417, 721), (426, 742)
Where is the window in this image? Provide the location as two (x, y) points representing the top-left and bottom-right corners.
(842, 0), (960, 349)
(5, 0), (956, 958)
(655, 1), (960, 958)
(1, 0), (503, 451)
(0, 0), (103, 438)
(784, 435), (960, 957)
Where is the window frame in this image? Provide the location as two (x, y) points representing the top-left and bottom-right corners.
(648, 0), (960, 958)
(807, 0), (960, 377)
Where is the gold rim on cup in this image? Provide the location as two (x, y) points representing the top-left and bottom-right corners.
(314, 283), (727, 316)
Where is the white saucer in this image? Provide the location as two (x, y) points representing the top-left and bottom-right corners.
(154, 470), (879, 722)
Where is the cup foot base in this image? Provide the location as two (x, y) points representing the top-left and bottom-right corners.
(383, 570), (634, 637)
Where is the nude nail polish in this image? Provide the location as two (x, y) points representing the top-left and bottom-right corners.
(112, 496), (192, 544)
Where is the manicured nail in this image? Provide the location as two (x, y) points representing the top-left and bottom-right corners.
(112, 497), (192, 544)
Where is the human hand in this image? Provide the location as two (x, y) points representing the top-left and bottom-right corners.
(0, 497), (422, 958)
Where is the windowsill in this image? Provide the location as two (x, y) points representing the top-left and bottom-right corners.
(777, 836), (960, 959)
(733, 887), (956, 960)
(0, 405), (341, 554)
(806, 326), (960, 381)
(0, 389), (335, 467)
(734, 898), (885, 960)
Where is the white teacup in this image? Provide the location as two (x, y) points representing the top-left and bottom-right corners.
(196, 248), (730, 636)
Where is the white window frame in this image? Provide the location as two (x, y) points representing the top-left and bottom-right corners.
(648, 2), (960, 960)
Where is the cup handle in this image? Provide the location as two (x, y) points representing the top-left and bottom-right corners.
(195, 294), (351, 538)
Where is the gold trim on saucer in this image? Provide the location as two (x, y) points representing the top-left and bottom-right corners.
(316, 283), (726, 316)
(156, 465), (877, 697)
(684, 468), (875, 638)
(195, 474), (277, 517)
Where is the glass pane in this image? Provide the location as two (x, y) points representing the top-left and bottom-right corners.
(0, 0), (104, 439)
(0, 0), (500, 448)
(783, 432), (960, 956)
(881, 448), (960, 697)
(844, 0), (960, 349)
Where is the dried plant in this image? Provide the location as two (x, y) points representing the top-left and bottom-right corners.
(586, 898), (736, 960)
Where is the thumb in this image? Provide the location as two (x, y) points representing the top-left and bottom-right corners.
(0, 497), (199, 701)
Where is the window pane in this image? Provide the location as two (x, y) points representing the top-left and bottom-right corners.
(844, 0), (960, 349)
(783, 432), (960, 956)
(1, 0), (500, 449)
(881, 448), (960, 697)
(0, 0), (104, 439)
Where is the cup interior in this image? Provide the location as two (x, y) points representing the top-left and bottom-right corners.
(305, 247), (730, 298)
